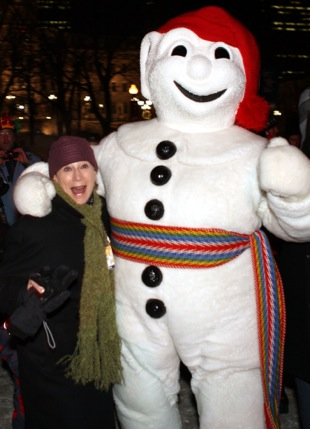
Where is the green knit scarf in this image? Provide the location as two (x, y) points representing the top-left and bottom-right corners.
(55, 183), (122, 390)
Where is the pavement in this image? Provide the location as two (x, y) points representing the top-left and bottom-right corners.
(0, 360), (301, 429)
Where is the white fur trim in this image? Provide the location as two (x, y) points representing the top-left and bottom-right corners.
(14, 162), (54, 217)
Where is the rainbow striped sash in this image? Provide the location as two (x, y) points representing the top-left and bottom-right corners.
(111, 217), (285, 429)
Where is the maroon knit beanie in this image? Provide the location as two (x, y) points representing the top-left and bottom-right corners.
(48, 136), (98, 178)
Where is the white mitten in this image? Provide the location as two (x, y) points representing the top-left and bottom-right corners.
(14, 162), (55, 217)
(259, 137), (310, 201)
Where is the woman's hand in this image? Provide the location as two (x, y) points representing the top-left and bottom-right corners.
(27, 278), (45, 295)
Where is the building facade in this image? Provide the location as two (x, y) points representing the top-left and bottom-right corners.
(0, 0), (309, 144)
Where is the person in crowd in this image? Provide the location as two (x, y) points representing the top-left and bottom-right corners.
(286, 116), (302, 149)
(299, 86), (310, 156)
(0, 136), (122, 429)
(287, 130), (302, 148)
(276, 87), (310, 429)
(264, 114), (279, 140)
(0, 112), (40, 429)
(0, 112), (41, 229)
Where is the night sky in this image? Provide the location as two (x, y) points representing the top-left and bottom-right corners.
(73, 0), (262, 39)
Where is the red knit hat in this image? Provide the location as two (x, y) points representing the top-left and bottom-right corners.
(0, 112), (20, 132)
(158, 6), (269, 132)
(48, 136), (98, 178)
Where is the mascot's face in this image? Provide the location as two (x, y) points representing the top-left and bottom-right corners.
(141, 28), (246, 132)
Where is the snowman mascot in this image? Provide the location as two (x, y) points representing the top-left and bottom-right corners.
(13, 6), (310, 429)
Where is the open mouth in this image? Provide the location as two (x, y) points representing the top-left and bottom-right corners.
(71, 186), (86, 196)
(174, 81), (226, 103)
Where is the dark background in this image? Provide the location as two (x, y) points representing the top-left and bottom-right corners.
(72, 0), (262, 38)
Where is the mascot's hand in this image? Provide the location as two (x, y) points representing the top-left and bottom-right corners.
(259, 137), (310, 201)
(13, 161), (55, 217)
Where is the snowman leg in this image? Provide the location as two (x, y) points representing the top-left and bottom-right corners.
(113, 340), (182, 429)
(191, 367), (265, 429)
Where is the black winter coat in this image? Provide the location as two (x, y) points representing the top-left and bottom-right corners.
(277, 241), (310, 384)
(0, 194), (116, 429)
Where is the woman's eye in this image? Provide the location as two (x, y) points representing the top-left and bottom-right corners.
(214, 47), (230, 60)
(171, 45), (187, 57)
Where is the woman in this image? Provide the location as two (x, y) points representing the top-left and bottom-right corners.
(0, 136), (122, 429)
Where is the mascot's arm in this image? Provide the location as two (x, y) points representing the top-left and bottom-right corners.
(13, 161), (55, 217)
(92, 134), (116, 197)
(258, 137), (310, 241)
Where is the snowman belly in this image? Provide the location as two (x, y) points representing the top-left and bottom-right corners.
(114, 248), (259, 372)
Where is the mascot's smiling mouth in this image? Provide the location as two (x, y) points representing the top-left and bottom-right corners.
(174, 81), (226, 103)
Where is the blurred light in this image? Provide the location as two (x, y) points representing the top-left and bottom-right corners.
(129, 84), (139, 95)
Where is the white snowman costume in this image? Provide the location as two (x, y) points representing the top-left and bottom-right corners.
(13, 6), (310, 429)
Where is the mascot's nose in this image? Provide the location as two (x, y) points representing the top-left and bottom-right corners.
(187, 55), (211, 80)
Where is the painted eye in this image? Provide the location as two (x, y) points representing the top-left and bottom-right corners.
(214, 47), (230, 59)
(171, 45), (187, 57)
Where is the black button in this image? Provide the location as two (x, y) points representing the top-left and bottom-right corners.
(150, 166), (172, 186)
(145, 299), (166, 318)
(144, 199), (164, 220)
(142, 266), (163, 287)
(156, 141), (177, 160)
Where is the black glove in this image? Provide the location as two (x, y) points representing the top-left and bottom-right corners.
(8, 265), (78, 340)
(30, 265), (78, 309)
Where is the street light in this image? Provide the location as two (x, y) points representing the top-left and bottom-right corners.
(128, 84), (153, 121)
(129, 84), (139, 95)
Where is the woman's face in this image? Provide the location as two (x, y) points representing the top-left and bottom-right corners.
(53, 161), (97, 205)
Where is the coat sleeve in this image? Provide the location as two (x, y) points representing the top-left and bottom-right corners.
(0, 220), (32, 316)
